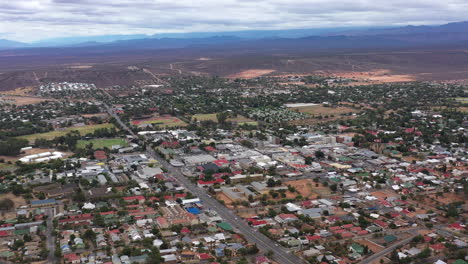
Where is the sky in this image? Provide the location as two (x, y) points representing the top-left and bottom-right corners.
(1, 0), (467, 42)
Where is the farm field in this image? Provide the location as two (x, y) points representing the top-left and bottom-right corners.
(17, 123), (115, 142)
(131, 116), (187, 128)
(191, 113), (257, 125)
(76, 138), (128, 149)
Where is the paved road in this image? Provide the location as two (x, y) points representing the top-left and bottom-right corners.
(358, 235), (416, 264)
(46, 208), (57, 264)
(103, 103), (138, 138)
(103, 101), (305, 264)
(358, 224), (449, 264)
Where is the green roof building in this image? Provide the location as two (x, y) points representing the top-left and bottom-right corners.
(217, 222), (233, 231)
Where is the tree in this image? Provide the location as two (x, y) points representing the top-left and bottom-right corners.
(83, 229), (96, 240)
(0, 198), (14, 212)
(216, 112), (229, 124)
(446, 205), (459, 218)
(315, 150), (325, 159)
(54, 247), (62, 258)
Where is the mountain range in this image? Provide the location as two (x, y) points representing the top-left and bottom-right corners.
(2, 21), (468, 51)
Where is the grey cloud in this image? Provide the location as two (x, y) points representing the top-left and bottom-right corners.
(1, 0), (467, 41)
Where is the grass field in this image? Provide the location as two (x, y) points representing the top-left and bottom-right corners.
(290, 105), (357, 116)
(451, 97), (468, 102)
(191, 113), (257, 125)
(0, 163), (15, 170)
(76, 138), (128, 149)
(18, 123), (115, 142)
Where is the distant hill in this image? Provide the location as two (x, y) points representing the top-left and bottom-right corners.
(30, 34), (149, 47)
(151, 27), (372, 39)
(0, 39), (27, 50)
(2, 21), (467, 50)
(1, 20), (468, 92)
(328, 21), (468, 36)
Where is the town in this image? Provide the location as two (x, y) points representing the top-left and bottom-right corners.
(0, 75), (466, 264)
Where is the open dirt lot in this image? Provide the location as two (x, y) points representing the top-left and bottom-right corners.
(0, 193), (27, 220)
(216, 193), (234, 207)
(67, 65), (93, 69)
(370, 190), (398, 200)
(354, 239), (385, 253)
(0, 86), (35, 96)
(426, 192), (465, 205)
(227, 69), (276, 79)
(331, 69), (416, 84)
(287, 179), (330, 199)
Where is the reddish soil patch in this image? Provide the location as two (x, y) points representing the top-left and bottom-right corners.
(331, 69), (415, 84)
(227, 69), (275, 79)
(216, 193), (234, 207)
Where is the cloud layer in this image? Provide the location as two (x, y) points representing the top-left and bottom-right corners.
(1, 0), (467, 41)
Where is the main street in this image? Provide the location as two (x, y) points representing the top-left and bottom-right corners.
(149, 149), (305, 264)
(103, 102), (306, 264)
(46, 207), (57, 264)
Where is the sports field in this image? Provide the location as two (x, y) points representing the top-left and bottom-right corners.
(76, 138), (128, 149)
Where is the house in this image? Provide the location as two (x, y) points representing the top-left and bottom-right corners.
(64, 253), (81, 264)
(383, 235), (397, 244)
(123, 196), (146, 203)
(256, 256), (272, 264)
(349, 243), (364, 254)
(274, 213), (298, 223)
(30, 199), (57, 208)
(162, 254), (177, 264)
(430, 243), (445, 252)
(197, 178), (225, 187)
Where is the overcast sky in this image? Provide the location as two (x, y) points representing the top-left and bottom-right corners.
(1, 0), (467, 42)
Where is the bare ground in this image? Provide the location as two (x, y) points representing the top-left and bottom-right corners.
(227, 69), (276, 79)
(0, 193), (27, 220)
